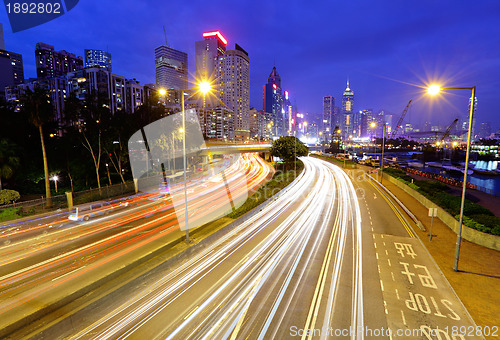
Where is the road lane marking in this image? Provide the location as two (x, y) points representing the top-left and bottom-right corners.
(184, 306), (199, 320)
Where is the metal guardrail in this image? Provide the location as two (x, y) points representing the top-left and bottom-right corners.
(0, 182), (136, 219)
(473, 185), (500, 198)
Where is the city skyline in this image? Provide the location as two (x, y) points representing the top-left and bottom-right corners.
(1, 0), (499, 131)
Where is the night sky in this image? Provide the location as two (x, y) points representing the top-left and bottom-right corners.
(2, 0), (500, 131)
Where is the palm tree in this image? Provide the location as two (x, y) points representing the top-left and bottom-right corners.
(0, 139), (20, 190)
(21, 88), (53, 207)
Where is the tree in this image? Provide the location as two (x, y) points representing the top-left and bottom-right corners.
(21, 88), (53, 207)
(269, 136), (309, 170)
(0, 139), (20, 190)
(79, 90), (110, 191)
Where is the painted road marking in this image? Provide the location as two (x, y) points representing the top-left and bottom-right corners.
(373, 234), (482, 339)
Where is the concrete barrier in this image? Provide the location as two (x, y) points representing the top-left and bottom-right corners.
(386, 174), (500, 252)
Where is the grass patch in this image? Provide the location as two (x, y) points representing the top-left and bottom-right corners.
(311, 154), (357, 168)
(226, 160), (304, 219)
(385, 169), (500, 236)
(0, 207), (23, 222)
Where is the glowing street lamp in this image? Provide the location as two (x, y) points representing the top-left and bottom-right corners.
(427, 84), (476, 272)
(164, 81), (213, 243)
(51, 175), (59, 193)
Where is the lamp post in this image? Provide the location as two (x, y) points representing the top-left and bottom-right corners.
(427, 84), (476, 272)
(380, 123), (386, 184)
(159, 81), (212, 243)
(370, 122), (377, 161)
(51, 175), (59, 193)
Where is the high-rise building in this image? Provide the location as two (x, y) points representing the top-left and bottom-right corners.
(469, 96), (478, 140)
(283, 91), (293, 136)
(249, 108), (259, 140)
(478, 122), (491, 139)
(215, 44), (250, 140)
(35, 42), (83, 78)
(0, 23), (4, 50)
(360, 109), (374, 138)
(155, 45), (188, 91)
(195, 31), (227, 82)
(85, 49), (112, 72)
(263, 66), (283, 137)
(0, 48), (23, 98)
(322, 96), (335, 140)
(125, 79), (144, 114)
(342, 80), (354, 138)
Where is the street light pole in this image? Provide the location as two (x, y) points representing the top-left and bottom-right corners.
(454, 86), (476, 271)
(294, 118), (297, 174)
(380, 123), (386, 184)
(427, 85), (476, 272)
(161, 81), (211, 244)
(181, 92), (190, 243)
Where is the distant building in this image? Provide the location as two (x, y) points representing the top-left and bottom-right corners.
(263, 66), (283, 137)
(341, 80), (354, 138)
(283, 90), (293, 136)
(35, 42), (83, 78)
(155, 45), (188, 91)
(0, 48), (23, 98)
(0, 23), (4, 50)
(215, 44), (250, 140)
(84, 49), (112, 72)
(195, 30), (227, 82)
(126, 79), (144, 114)
(322, 96), (334, 140)
(249, 108), (259, 140)
(478, 122), (491, 139)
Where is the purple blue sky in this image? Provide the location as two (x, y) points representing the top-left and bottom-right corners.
(2, 0), (500, 131)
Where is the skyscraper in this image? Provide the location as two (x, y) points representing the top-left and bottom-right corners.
(342, 80), (354, 138)
(216, 44), (250, 140)
(322, 96), (335, 140)
(155, 45), (188, 91)
(263, 66), (283, 137)
(283, 91), (293, 136)
(35, 42), (83, 78)
(0, 49), (23, 98)
(85, 49), (112, 72)
(195, 31), (227, 82)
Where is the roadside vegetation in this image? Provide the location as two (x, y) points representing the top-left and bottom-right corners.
(227, 160), (303, 219)
(384, 168), (500, 236)
(311, 153), (357, 168)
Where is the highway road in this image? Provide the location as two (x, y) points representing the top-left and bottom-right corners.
(0, 153), (272, 338)
(3, 156), (482, 339)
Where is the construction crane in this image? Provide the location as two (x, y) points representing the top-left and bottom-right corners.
(391, 99), (412, 138)
(438, 118), (459, 143)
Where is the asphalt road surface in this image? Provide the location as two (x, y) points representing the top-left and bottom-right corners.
(4, 157), (482, 339)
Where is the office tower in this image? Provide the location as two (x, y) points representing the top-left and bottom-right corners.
(342, 80), (354, 138)
(0, 23), (4, 50)
(360, 109), (373, 138)
(35, 42), (83, 78)
(155, 45), (188, 91)
(263, 66), (283, 137)
(322, 96), (335, 140)
(478, 122), (491, 139)
(84, 49), (112, 72)
(195, 30), (227, 82)
(469, 96), (478, 140)
(126, 79), (144, 114)
(216, 44), (250, 140)
(283, 91), (293, 136)
(0, 49), (23, 98)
